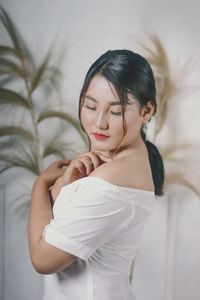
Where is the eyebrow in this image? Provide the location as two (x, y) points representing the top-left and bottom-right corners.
(85, 95), (121, 106)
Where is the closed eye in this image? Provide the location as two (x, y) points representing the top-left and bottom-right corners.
(110, 111), (122, 116)
(84, 105), (96, 111)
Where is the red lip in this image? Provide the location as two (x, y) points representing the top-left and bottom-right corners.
(92, 133), (109, 140)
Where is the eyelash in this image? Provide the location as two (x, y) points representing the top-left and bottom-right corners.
(84, 105), (122, 116)
(111, 111), (122, 116)
(85, 105), (96, 111)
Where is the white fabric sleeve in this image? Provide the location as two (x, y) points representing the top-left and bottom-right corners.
(43, 181), (132, 260)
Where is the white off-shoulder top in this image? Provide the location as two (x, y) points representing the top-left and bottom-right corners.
(43, 176), (155, 300)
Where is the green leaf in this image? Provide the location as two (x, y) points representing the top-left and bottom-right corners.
(43, 146), (66, 159)
(0, 126), (33, 140)
(37, 110), (79, 127)
(42, 66), (62, 90)
(0, 88), (30, 108)
(43, 140), (72, 159)
(0, 144), (40, 175)
(0, 153), (39, 175)
(0, 45), (21, 59)
(48, 65), (62, 77)
(37, 110), (87, 144)
(31, 50), (52, 92)
(0, 6), (23, 53)
(0, 57), (25, 77)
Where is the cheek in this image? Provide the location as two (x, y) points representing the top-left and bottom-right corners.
(112, 119), (124, 134)
(124, 111), (143, 135)
(107, 115), (123, 134)
(80, 109), (93, 130)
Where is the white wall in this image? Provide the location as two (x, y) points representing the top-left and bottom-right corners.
(0, 0), (200, 299)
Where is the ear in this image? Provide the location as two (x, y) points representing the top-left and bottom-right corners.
(141, 101), (155, 123)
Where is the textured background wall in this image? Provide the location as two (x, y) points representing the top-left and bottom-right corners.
(0, 0), (200, 300)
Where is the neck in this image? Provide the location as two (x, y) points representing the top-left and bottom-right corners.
(115, 136), (144, 159)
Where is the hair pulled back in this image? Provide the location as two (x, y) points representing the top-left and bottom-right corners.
(79, 49), (164, 196)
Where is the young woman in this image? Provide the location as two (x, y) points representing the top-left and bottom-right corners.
(28, 49), (164, 300)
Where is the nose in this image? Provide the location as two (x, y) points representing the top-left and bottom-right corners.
(95, 111), (108, 129)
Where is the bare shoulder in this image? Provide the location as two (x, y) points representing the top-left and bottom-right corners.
(89, 159), (120, 183)
(89, 156), (154, 192)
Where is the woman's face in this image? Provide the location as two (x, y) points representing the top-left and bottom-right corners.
(80, 75), (152, 156)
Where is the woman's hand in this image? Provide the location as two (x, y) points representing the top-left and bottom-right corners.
(50, 151), (108, 202)
(39, 160), (71, 188)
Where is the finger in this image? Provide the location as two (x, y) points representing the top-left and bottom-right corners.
(87, 151), (101, 169)
(68, 160), (86, 175)
(90, 150), (112, 163)
(56, 160), (71, 168)
(78, 156), (94, 175)
(78, 152), (100, 169)
(52, 160), (71, 178)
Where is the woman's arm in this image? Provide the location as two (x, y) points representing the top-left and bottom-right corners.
(28, 160), (78, 274)
(28, 153), (102, 274)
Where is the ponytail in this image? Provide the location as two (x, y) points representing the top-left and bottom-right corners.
(141, 131), (165, 196)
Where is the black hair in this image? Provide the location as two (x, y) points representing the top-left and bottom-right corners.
(78, 49), (164, 196)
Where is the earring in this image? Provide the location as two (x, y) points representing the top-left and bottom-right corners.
(143, 123), (148, 142)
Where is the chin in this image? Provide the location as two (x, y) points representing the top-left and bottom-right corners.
(91, 142), (114, 152)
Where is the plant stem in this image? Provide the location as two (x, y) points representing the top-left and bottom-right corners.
(21, 57), (43, 174)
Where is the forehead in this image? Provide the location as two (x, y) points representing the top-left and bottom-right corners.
(86, 75), (119, 102)
(85, 75), (136, 105)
